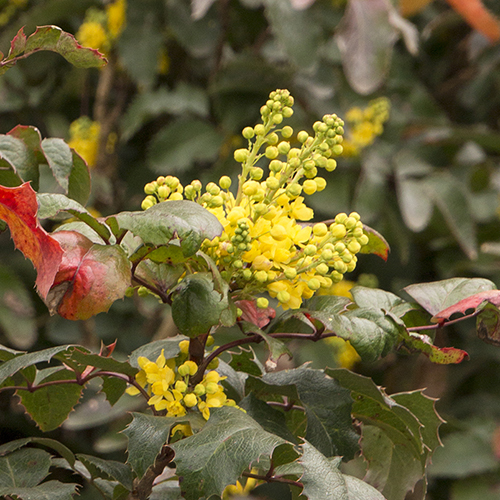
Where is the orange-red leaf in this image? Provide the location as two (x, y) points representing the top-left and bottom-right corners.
(432, 289), (500, 322)
(45, 231), (131, 320)
(0, 182), (63, 298)
(236, 299), (276, 329)
(446, 0), (500, 43)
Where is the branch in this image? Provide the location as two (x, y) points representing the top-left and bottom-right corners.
(242, 471), (303, 489)
(407, 309), (480, 332)
(132, 274), (171, 304)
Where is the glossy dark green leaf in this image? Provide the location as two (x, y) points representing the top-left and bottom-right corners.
(123, 411), (205, 479)
(0, 345), (71, 386)
(110, 200), (223, 256)
(171, 273), (236, 337)
(0, 480), (78, 500)
(170, 406), (287, 500)
(101, 376), (128, 406)
(18, 369), (83, 431)
(77, 454), (134, 491)
(0, 448), (52, 488)
(246, 367), (359, 459)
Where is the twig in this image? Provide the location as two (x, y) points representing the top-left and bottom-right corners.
(242, 471), (303, 489)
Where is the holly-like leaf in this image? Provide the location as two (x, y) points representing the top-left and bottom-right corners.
(43, 231), (131, 321)
(170, 406), (288, 500)
(229, 346), (264, 377)
(76, 454), (134, 491)
(171, 273), (236, 337)
(344, 474), (387, 500)
(0, 448), (52, 488)
(360, 224), (390, 261)
(350, 286), (414, 319)
(299, 442), (348, 500)
(109, 200), (223, 256)
(123, 412), (205, 479)
(0, 437), (76, 468)
(17, 369), (83, 431)
(404, 277), (497, 316)
(246, 367), (359, 459)
(0, 344), (72, 386)
(0, 25), (107, 75)
(0, 183), (63, 299)
(327, 368), (443, 500)
(101, 376), (128, 406)
(0, 481), (79, 500)
(37, 193), (111, 243)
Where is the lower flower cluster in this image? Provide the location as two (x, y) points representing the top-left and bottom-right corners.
(127, 340), (237, 420)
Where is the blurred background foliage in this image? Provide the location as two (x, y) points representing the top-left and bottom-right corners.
(2, 0), (500, 498)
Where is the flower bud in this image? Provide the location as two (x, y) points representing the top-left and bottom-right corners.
(242, 126), (255, 139)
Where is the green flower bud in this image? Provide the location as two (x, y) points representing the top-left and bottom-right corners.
(321, 249), (334, 261)
(316, 263), (329, 275)
(234, 148), (249, 163)
(326, 159), (337, 172)
(267, 132), (279, 145)
(304, 244), (317, 256)
(265, 146), (279, 159)
(332, 144), (343, 155)
(242, 126), (255, 139)
(272, 113), (283, 124)
(242, 269), (253, 280)
(219, 176), (232, 189)
(144, 182), (157, 195)
(307, 278), (321, 290)
(194, 384), (206, 396)
(257, 297), (269, 309)
(206, 182), (220, 195)
(141, 196), (156, 210)
(207, 358), (219, 369)
(282, 106), (293, 118)
(348, 240), (362, 254)
(277, 290), (291, 303)
(286, 183), (302, 198)
(250, 167), (264, 180)
(345, 217), (357, 230)
(277, 141), (290, 155)
(297, 131), (309, 143)
(266, 177), (280, 190)
(335, 213), (348, 224)
(281, 126), (293, 138)
(184, 393), (198, 407)
(284, 268), (297, 279)
(254, 124), (266, 136)
(269, 159), (283, 173)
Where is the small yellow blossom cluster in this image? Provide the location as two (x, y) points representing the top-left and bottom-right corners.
(342, 97), (390, 156)
(68, 117), (100, 168)
(223, 469), (259, 498)
(127, 340), (237, 420)
(0, 0), (27, 27)
(141, 89), (370, 309)
(76, 0), (126, 54)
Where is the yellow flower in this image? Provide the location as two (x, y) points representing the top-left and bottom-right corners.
(76, 21), (108, 52)
(68, 117), (100, 168)
(106, 0), (127, 39)
(223, 470), (259, 498)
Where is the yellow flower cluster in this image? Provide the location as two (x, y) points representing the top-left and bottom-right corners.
(342, 97), (390, 156)
(0, 0), (27, 27)
(76, 0), (126, 53)
(68, 117), (100, 168)
(223, 470), (259, 498)
(141, 89), (370, 310)
(127, 341), (237, 420)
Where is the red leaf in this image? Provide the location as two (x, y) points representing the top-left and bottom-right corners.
(432, 290), (500, 322)
(236, 299), (276, 329)
(0, 183), (63, 298)
(45, 231), (131, 321)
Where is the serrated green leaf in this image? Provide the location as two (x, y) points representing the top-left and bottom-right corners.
(246, 367), (359, 459)
(350, 287), (413, 318)
(123, 412), (205, 479)
(77, 454), (134, 491)
(101, 376), (128, 406)
(171, 273), (236, 337)
(23, 25), (106, 68)
(18, 369), (83, 431)
(0, 345), (71, 386)
(129, 337), (187, 368)
(37, 193), (111, 241)
(147, 118), (224, 174)
(0, 448), (52, 488)
(361, 425), (422, 500)
(0, 437), (76, 469)
(67, 149), (91, 205)
(170, 406), (287, 500)
(299, 441), (348, 500)
(0, 480), (79, 500)
(60, 347), (137, 377)
(229, 346), (264, 377)
(326, 368), (440, 500)
(110, 200), (222, 256)
(344, 474), (387, 500)
(240, 393), (298, 443)
(404, 277), (496, 316)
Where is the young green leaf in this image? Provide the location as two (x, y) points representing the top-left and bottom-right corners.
(0, 448), (52, 488)
(404, 277), (496, 316)
(170, 406), (288, 500)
